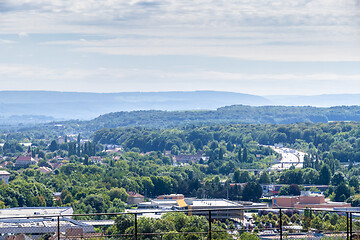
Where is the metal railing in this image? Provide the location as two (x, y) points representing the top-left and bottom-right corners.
(0, 207), (359, 239)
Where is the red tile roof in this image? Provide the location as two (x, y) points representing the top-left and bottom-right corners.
(16, 156), (33, 161)
(128, 192), (144, 198)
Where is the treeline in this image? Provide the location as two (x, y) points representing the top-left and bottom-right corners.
(12, 105), (360, 135)
(93, 122), (360, 163)
(107, 212), (233, 240)
(87, 105), (360, 129)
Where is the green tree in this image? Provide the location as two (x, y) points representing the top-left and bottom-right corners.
(349, 176), (359, 191)
(49, 140), (58, 152)
(318, 165), (331, 185)
(76, 134), (81, 156)
(83, 155), (89, 165)
(239, 232), (260, 240)
(83, 194), (106, 213)
(109, 187), (129, 202)
(288, 184), (301, 196)
(238, 147), (242, 162)
(242, 181), (262, 202)
(259, 171), (271, 184)
(242, 147), (248, 162)
(302, 207), (312, 230)
(239, 171), (250, 183)
(233, 169), (241, 183)
(334, 183), (350, 202)
(331, 172), (346, 186)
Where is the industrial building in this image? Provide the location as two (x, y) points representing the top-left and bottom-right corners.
(0, 207), (95, 239)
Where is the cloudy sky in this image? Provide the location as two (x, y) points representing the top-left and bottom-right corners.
(0, 0), (359, 95)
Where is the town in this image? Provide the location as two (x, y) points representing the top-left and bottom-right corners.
(0, 122), (360, 239)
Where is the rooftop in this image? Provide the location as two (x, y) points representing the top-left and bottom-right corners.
(0, 207), (73, 219)
(128, 192), (144, 198)
(16, 156), (33, 161)
(0, 170), (10, 175)
(191, 199), (240, 207)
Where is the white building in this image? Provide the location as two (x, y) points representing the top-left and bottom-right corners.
(0, 170), (10, 184)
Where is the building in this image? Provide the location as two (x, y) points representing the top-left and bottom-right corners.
(127, 192), (144, 205)
(53, 192), (62, 201)
(272, 191), (351, 209)
(173, 154), (207, 164)
(261, 184), (329, 196)
(0, 207), (95, 239)
(38, 166), (52, 174)
(0, 170), (11, 184)
(158, 194), (184, 200)
(186, 199), (244, 219)
(89, 156), (102, 164)
(137, 198), (267, 220)
(15, 156), (36, 168)
(0, 207), (73, 218)
(58, 136), (65, 144)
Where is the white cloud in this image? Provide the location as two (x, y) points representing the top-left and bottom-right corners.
(18, 32), (28, 38)
(0, 0), (359, 95)
(0, 0), (358, 61)
(0, 39), (16, 44)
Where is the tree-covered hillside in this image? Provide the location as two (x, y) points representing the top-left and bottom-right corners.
(80, 105), (360, 132)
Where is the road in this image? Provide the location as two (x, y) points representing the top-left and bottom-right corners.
(269, 147), (305, 171)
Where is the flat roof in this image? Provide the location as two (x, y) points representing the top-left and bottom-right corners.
(0, 207), (73, 219)
(192, 199), (240, 207)
(0, 218), (94, 234)
(0, 170), (10, 175)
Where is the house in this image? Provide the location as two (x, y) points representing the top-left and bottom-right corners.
(173, 153), (207, 164)
(127, 192), (144, 205)
(15, 156), (36, 168)
(38, 166), (52, 174)
(50, 162), (63, 169)
(6, 233), (33, 240)
(0, 170), (11, 184)
(272, 191), (351, 209)
(53, 192), (62, 201)
(58, 136), (65, 144)
(90, 156), (102, 164)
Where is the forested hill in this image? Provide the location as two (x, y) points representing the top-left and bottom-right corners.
(78, 105), (360, 130)
(0, 90), (269, 120)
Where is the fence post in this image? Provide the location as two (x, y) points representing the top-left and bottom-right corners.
(350, 212), (353, 240)
(208, 210), (212, 240)
(279, 208), (282, 240)
(135, 213), (138, 240)
(347, 212), (350, 240)
(57, 216), (60, 240)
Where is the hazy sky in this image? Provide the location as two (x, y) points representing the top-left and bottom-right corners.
(0, 0), (359, 95)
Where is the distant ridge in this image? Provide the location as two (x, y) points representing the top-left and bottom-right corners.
(0, 91), (359, 124)
(24, 105), (360, 133)
(266, 94), (360, 107)
(84, 105), (360, 129)
(0, 91), (269, 120)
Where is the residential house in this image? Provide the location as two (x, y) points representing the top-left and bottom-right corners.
(173, 153), (208, 164)
(15, 156), (36, 168)
(127, 192), (144, 205)
(90, 156), (102, 164)
(38, 166), (52, 174)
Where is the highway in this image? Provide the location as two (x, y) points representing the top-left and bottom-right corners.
(269, 147), (305, 171)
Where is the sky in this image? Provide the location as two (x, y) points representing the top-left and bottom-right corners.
(0, 0), (359, 96)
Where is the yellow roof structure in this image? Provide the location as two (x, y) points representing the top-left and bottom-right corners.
(177, 199), (187, 208)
